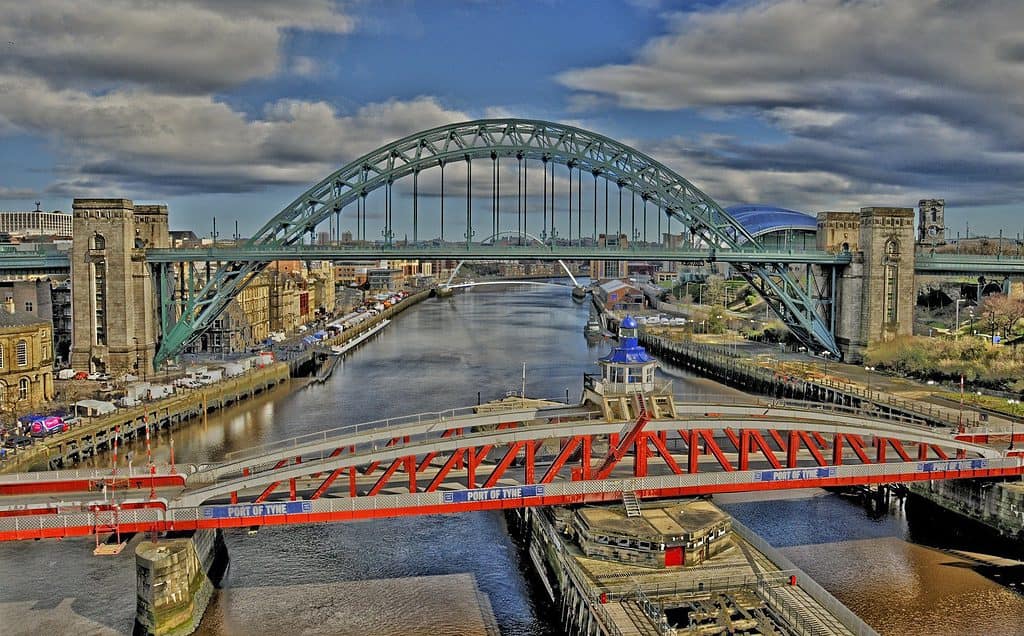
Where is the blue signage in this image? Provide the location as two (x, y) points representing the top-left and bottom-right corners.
(443, 485), (545, 504)
(918, 459), (986, 473)
(202, 501), (313, 519)
(755, 467), (836, 482)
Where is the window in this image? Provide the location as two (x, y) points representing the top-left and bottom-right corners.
(91, 234), (105, 250)
(94, 261), (107, 345)
(885, 266), (898, 324)
(16, 340), (27, 366)
(885, 239), (899, 259)
(18, 377), (28, 401)
(24, 301), (32, 313)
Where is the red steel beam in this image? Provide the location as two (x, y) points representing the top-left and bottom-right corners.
(482, 442), (526, 488)
(467, 445), (494, 489)
(646, 432), (684, 475)
(425, 449), (467, 492)
(541, 437), (582, 484)
(252, 458), (291, 504)
(595, 405), (651, 480)
(749, 430), (782, 469)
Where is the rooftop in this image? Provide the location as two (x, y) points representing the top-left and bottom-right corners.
(598, 279), (637, 294)
(577, 500), (729, 541)
(0, 310), (48, 329)
(726, 204), (817, 241)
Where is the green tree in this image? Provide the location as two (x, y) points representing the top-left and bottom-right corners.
(707, 305), (726, 334)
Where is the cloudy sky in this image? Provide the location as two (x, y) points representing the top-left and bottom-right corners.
(1, 0), (1023, 240)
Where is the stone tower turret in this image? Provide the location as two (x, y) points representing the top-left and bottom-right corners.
(70, 199), (168, 376)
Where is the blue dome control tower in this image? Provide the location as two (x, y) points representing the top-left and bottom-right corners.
(584, 316), (675, 420)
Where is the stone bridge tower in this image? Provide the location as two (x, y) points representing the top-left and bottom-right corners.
(826, 207), (916, 362)
(70, 199), (168, 376)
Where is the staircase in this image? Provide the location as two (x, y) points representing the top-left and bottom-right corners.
(92, 507), (125, 556)
(594, 396), (652, 479)
(622, 491), (642, 518)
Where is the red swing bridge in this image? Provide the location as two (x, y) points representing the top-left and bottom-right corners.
(1, 317), (1023, 543)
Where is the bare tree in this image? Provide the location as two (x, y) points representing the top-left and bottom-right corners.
(979, 294), (1024, 340)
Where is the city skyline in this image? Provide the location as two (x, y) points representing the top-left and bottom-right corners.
(1, 1), (1023, 238)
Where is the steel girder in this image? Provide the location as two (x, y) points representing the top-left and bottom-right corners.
(154, 119), (839, 367)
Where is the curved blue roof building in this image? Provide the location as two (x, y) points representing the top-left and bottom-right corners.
(725, 204), (817, 248)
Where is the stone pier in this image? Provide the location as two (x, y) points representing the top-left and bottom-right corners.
(911, 479), (1024, 539)
(134, 529), (227, 636)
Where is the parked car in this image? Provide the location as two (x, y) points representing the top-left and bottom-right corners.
(3, 435), (32, 449)
(73, 371), (89, 380)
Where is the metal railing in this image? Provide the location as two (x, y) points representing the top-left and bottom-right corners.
(647, 334), (977, 429)
(731, 517), (879, 636)
(223, 400), (593, 463)
(3, 457), (1021, 535)
(0, 463), (189, 483)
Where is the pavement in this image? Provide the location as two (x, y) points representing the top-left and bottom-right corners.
(726, 339), (1019, 431)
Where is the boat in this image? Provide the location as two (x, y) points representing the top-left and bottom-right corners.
(584, 316), (602, 335)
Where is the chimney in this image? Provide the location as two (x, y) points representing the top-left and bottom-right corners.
(4, 298), (13, 314)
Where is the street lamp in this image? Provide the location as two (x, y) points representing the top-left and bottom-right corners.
(1008, 399), (1019, 450)
(821, 351), (831, 377)
(955, 298), (967, 340)
(864, 366), (875, 399)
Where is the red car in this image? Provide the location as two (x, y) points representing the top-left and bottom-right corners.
(73, 371), (88, 380)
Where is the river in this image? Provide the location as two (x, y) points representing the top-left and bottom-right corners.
(1, 284), (1023, 635)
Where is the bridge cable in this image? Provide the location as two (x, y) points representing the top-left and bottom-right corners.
(631, 188), (636, 245)
(657, 202), (662, 244)
(550, 157), (556, 243)
(516, 154), (522, 244)
(542, 155), (548, 243)
(643, 195), (648, 244)
(617, 181), (623, 247)
(604, 176), (609, 237)
(567, 162), (573, 245)
(440, 160), (445, 242)
(465, 155), (472, 247)
(577, 165), (582, 247)
(523, 155), (528, 242)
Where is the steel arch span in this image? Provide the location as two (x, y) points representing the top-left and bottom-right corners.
(154, 119), (839, 367)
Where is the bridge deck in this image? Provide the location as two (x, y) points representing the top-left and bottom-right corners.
(0, 398), (1020, 541)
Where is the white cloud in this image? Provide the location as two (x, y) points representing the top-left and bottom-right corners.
(557, 0), (1024, 210)
(0, 2), (487, 199)
(290, 56), (321, 79)
(0, 1), (353, 93)
(0, 73), (473, 195)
